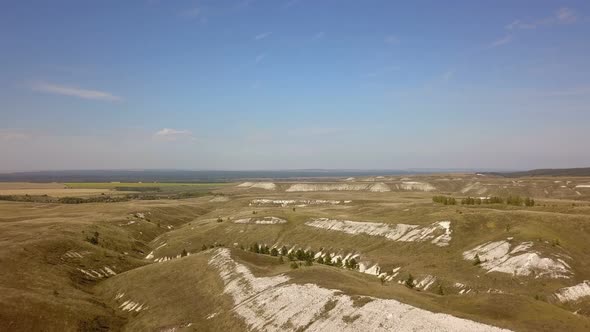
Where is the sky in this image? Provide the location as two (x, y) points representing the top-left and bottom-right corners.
(1, 0), (589, 171)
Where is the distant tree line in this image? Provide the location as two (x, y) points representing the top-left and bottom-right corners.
(433, 195), (535, 207)
(432, 196), (457, 205)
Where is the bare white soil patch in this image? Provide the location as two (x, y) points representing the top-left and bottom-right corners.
(286, 183), (390, 192)
(116, 296), (148, 312)
(210, 196), (230, 202)
(78, 266), (117, 279)
(554, 281), (590, 302)
(463, 240), (571, 278)
(305, 218), (452, 247)
(397, 182), (436, 192)
(575, 184), (590, 188)
(460, 182), (488, 195)
(209, 248), (510, 332)
(234, 217), (287, 225)
(238, 182), (277, 190)
(250, 199), (350, 207)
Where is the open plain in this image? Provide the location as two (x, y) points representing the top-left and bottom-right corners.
(2, 173), (590, 331)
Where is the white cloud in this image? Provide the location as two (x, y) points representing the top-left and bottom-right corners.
(32, 82), (122, 102)
(254, 32), (272, 40)
(506, 7), (578, 30)
(384, 35), (399, 44)
(556, 7), (577, 23)
(505, 20), (536, 30)
(154, 128), (194, 141)
(487, 35), (512, 48)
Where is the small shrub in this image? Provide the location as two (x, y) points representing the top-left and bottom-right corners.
(181, 249), (188, 257)
(405, 274), (415, 289)
(86, 231), (99, 245)
(473, 254), (482, 266)
(290, 262), (299, 269)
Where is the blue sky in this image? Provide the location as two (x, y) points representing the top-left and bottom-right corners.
(1, 0), (589, 171)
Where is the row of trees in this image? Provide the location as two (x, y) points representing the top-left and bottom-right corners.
(247, 243), (359, 269)
(461, 196), (504, 205)
(432, 196), (457, 205)
(433, 195), (535, 206)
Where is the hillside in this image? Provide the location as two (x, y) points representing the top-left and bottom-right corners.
(487, 167), (590, 178)
(1, 175), (590, 331)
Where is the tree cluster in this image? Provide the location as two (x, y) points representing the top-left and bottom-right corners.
(247, 243), (359, 270)
(432, 196), (457, 205)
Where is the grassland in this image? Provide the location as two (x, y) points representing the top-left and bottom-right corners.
(65, 182), (232, 189)
(1, 175), (590, 331)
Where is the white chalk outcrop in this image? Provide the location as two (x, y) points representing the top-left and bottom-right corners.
(208, 248), (510, 332)
(463, 240), (571, 279)
(250, 199), (350, 207)
(78, 266), (117, 279)
(554, 281), (590, 302)
(234, 217), (287, 225)
(397, 182), (436, 192)
(286, 183), (390, 192)
(305, 218), (452, 247)
(237, 182), (277, 190)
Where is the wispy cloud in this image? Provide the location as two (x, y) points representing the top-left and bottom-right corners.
(255, 53), (266, 63)
(254, 32), (272, 40)
(384, 35), (399, 45)
(181, 7), (201, 18)
(32, 82), (122, 102)
(312, 31), (325, 40)
(287, 127), (351, 137)
(0, 129), (32, 141)
(442, 69), (454, 82)
(283, 0), (300, 9)
(556, 7), (578, 23)
(366, 65), (400, 77)
(506, 7), (578, 30)
(487, 35), (512, 48)
(544, 86), (590, 97)
(154, 128), (194, 141)
(505, 20), (536, 30)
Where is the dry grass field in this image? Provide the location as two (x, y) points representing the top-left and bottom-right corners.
(1, 174), (590, 331)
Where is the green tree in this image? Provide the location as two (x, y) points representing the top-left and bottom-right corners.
(348, 258), (358, 269)
(473, 254), (482, 266)
(270, 247), (279, 256)
(280, 246), (289, 256)
(405, 274), (415, 288)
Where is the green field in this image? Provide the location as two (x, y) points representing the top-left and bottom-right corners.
(65, 182), (232, 189)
